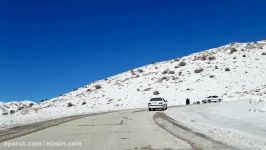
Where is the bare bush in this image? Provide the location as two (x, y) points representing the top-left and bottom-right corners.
(208, 56), (216, 61)
(161, 76), (168, 80)
(130, 70), (136, 75)
(2, 112), (8, 115)
(174, 58), (180, 62)
(179, 61), (187, 66)
(153, 91), (160, 95)
(172, 77), (178, 80)
(10, 110), (15, 115)
(194, 68), (204, 73)
(162, 69), (169, 74)
(209, 75), (215, 78)
(200, 55), (208, 61)
(138, 69), (144, 73)
(229, 48), (238, 54)
(67, 102), (73, 107)
(262, 52), (266, 55)
(186, 88), (192, 91)
(29, 103), (34, 107)
(225, 67), (230, 71)
(95, 85), (102, 89)
(144, 88), (152, 91)
(168, 70), (175, 74)
(18, 106), (24, 111)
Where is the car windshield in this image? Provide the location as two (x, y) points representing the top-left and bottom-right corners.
(150, 98), (163, 101)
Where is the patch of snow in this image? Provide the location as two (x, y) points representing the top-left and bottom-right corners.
(166, 99), (266, 149)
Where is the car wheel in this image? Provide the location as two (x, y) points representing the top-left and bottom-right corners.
(149, 108), (152, 111)
(208, 99), (211, 103)
(162, 108), (165, 111)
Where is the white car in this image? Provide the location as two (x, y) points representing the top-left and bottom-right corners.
(202, 96), (222, 103)
(148, 98), (167, 111)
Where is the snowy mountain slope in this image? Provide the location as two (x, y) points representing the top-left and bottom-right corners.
(44, 40), (266, 109)
(1, 40), (266, 130)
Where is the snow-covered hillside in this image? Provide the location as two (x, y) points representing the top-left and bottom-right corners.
(1, 40), (266, 130)
(0, 101), (35, 116)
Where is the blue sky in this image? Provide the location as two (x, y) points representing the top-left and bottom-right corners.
(0, 0), (266, 102)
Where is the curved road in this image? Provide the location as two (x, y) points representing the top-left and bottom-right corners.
(0, 109), (192, 150)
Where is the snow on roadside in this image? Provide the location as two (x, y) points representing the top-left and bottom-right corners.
(166, 97), (266, 150)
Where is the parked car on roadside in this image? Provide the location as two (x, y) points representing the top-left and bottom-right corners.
(202, 96), (222, 103)
(193, 101), (201, 104)
(148, 98), (167, 111)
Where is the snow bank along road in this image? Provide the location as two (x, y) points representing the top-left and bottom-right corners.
(165, 100), (266, 150)
(0, 108), (192, 150)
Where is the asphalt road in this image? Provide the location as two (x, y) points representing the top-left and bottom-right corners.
(0, 109), (192, 150)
